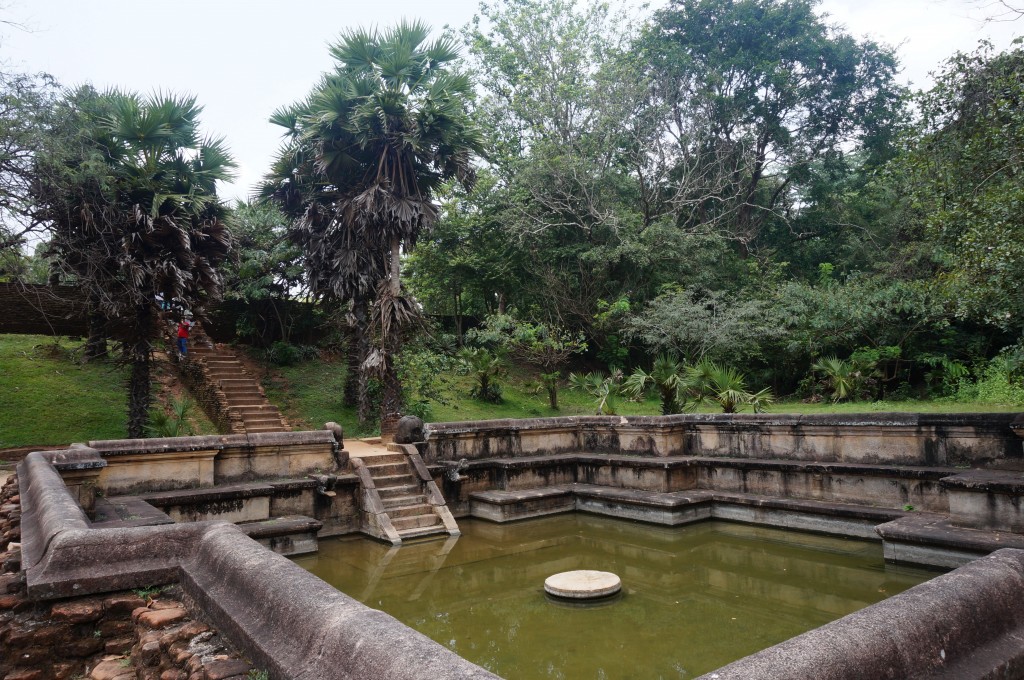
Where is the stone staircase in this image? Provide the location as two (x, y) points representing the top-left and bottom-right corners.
(350, 446), (459, 545)
(173, 323), (288, 435)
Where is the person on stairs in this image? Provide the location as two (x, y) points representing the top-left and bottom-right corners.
(177, 314), (192, 357)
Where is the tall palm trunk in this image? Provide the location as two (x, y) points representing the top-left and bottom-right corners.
(83, 295), (107, 362)
(379, 237), (404, 429)
(343, 321), (360, 408)
(353, 298), (373, 427)
(126, 304), (153, 438)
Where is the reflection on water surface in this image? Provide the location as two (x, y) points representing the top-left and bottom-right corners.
(294, 515), (936, 679)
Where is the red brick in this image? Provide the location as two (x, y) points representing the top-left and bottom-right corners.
(137, 608), (187, 630)
(50, 599), (103, 623)
(3, 668), (45, 680)
(104, 593), (146, 616)
(105, 636), (134, 655)
(202, 659), (253, 680)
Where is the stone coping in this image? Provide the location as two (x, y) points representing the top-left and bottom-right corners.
(88, 429), (338, 456)
(450, 452), (962, 481)
(428, 412), (1021, 433)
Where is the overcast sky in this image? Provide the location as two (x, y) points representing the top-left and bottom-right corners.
(2, 0), (1020, 202)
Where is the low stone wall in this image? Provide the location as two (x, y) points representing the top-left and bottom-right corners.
(424, 413), (1024, 467)
(88, 431), (341, 494)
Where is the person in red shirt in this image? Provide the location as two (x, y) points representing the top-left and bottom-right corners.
(177, 316), (192, 356)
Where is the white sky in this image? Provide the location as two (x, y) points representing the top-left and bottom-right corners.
(2, 0), (1020, 202)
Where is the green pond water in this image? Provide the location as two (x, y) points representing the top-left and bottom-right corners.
(294, 515), (937, 679)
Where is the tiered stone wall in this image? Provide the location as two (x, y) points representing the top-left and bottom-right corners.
(423, 413), (1024, 467)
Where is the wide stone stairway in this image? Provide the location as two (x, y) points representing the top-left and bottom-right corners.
(178, 324), (288, 435)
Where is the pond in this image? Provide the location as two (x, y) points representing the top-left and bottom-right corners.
(294, 515), (937, 679)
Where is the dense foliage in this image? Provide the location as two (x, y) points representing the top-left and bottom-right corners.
(3, 0), (1024, 438)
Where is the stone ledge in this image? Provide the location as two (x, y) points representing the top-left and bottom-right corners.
(876, 513), (1024, 554)
(941, 469), (1024, 494)
(238, 515), (322, 540)
(140, 482), (275, 507)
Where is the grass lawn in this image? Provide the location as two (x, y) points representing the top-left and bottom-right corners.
(0, 334), (217, 450)
(257, 351), (1022, 437)
(0, 334), (129, 448)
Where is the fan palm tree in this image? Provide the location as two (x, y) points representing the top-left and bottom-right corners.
(36, 87), (234, 437)
(686, 360), (774, 414)
(623, 354), (687, 414)
(263, 21), (484, 426)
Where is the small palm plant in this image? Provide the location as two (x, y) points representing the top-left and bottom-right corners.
(686, 360), (774, 413)
(460, 348), (506, 403)
(568, 370), (622, 415)
(812, 356), (860, 402)
(622, 354), (687, 414)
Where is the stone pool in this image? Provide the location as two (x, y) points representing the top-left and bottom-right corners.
(295, 515), (937, 679)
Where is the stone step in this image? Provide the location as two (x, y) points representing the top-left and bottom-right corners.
(391, 514), (442, 532)
(396, 524), (449, 540)
(206, 360), (242, 368)
(388, 503), (435, 519)
(221, 388), (262, 397)
(224, 397), (266, 406)
(381, 493), (428, 509)
(219, 378), (260, 388)
(377, 484), (421, 500)
(373, 473), (418, 488)
(245, 425), (288, 433)
(360, 453), (407, 466)
(231, 405), (281, 415)
(242, 420), (287, 430)
(240, 515), (322, 557)
(363, 462), (408, 476)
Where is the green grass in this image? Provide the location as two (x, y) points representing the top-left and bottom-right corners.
(0, 334), (218, 448)
(0, 335), (129, 448)
(258, 352), (1021, 437)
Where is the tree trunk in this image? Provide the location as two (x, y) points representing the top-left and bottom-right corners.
(343, 321), (360, 408)
(547, 384), (558, 410)
(126, 305), (153, 438)
(353, 298), (373, 427)
(379, 236), (404, 428)
(83, 305), (107, 362)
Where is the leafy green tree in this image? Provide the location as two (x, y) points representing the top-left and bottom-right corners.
(0, 67), (57, 256)
(264, 21), (483, 426)
(221, 201), (305, 345)
(645, 0), (905, 254)
(34, 87), (234, 437)
(626, 288), (787, 366)
(902, 42), (1024, 332)
(471, 314), (587, 409)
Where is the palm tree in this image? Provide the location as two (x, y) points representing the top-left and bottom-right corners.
(623, 354), (687, 414)
(263, 21), (483, 426)
(686, 360), (774, 414)
(36, 87), (234, 437)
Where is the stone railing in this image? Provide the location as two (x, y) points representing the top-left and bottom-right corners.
(423, 413), (1024, 467)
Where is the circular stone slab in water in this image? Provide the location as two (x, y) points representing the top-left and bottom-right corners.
(544, 570), (621, 599)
